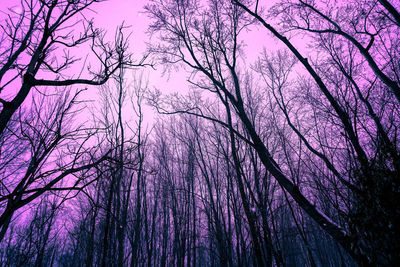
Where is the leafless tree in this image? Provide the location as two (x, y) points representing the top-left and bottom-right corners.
(2, 0), (397, 265)
(0, 0), (145, 136)
(233, 0), (400, 264)
(0, 195), (61, 267)
(144, 0), (399, 265)
(0, 87), (112, 242)
(0, 0), (148, 247)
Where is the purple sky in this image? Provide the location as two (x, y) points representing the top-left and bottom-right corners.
(0, 0), (291, 127)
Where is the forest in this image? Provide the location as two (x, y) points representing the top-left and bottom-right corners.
(0, 0), (399, 266)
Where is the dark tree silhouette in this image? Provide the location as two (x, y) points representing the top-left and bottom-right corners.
(1, 0), (398, 266)
(0, 0), (146, 244)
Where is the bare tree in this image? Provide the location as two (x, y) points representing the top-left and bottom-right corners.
(0, 194), (61, 267)
(0, 0), (143, 136)
(233, 0), (400, 264)
(2, 0), (397, 265)
(0, 87), (114, 242)
(145, 0), (396, 264)
(0, 0), (149, 246)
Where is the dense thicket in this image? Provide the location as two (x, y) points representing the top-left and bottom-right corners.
(0, 0), (399, 266)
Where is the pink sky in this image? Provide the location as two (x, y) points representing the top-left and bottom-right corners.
(0, 0), (290, 128)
